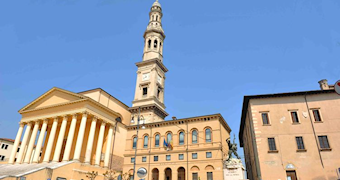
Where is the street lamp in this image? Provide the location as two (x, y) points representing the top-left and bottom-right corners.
(131, 107), (145, 180)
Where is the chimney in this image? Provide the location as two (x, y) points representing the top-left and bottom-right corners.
(318, 79), (329, 90)
(172, 116), (177, 120)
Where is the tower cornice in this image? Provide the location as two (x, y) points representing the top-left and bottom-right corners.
(135, 58), (168, 72)
(128, 103), (168, 119)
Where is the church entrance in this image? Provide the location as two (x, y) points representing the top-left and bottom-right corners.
(152, 168), (159, 180)
(165, 168), (172, 180)
(177, 167), (185, 180)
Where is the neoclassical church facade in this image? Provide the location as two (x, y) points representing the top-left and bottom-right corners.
(1, 1), (231, 180)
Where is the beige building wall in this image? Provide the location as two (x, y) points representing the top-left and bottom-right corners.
(123, 114), (230, 180)
(240, 88), (340, 180)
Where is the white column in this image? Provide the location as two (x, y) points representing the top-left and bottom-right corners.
(43, 117), (58, 163)
(23, 121), (40, 163)
(85, 116), (97, 164)
(62, 114), (77, 162)
(95, 121), (106, 166)
(52, 115), (68, 162)
(16, 122), (33, 164)
(32, 119), (48, 163)
(73, 112), (88, 162)
(8, 123), (25, 164)
(104, 124), (114, 168)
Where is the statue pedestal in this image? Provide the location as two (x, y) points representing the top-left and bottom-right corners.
(223, 158), (247, 180)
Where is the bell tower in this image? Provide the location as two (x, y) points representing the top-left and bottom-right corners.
(129, 0), (168, 125)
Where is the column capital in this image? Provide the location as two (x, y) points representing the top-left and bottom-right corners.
(72, 113), (78, 118)
(82, 111), (89, 118)
(108, 123), (115, 129)
(53, 116), (59, 122)
(34, 120), (41, 125)
(63, 114), (69, 119)
(92, 116), (98, 121)
(101, 121), (107, 126)
(43, 119), (49, 124)
(19, 122), (25, 127)
(27, 121), (33, 126)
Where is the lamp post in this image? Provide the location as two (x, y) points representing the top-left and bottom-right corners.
(131, 107), (145, 180)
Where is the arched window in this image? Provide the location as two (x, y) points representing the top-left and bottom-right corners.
(148, 39), (151, 49)
(167, 133), (172, 143)
(132, 136), (137, 149)
(154, 39), (158, 48)
(143, 135), (149, 148)
(205, 128), (212, 142)
(192, 130), (198, 144)
(152, 15), (154, 21)
(156, 15), (158, 21)
(155, 134), (160, 147)
(179, 132), (185, 145)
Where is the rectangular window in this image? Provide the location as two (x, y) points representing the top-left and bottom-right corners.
(291, 112), (299, 123)
(268, 138), (277, 151)
(318, 136), (330, 149)
(207, 172), (213, 180)
(313, 109), (322, 122)
(5, 145), (8, 150)
(295, 137), (305, 150)
(192, 173), (198, 180)
(192, 153), (197, 159)
(206, 152), (212, 158)
(166, 155), (171, 161)
(154, 156), (158, 162)
(179, 154), (184, 160)
(56, 178), (67, 180)
(1, 156), (5, 160)
(1, 144), (4, 149)
(17, 148), (20, 152)
(142, 156), (147, 162)
(262, 113), (269, 125)
(131, 157), (135, 163)
(143, 87), (148, 96)
(20, 177), (26, 180)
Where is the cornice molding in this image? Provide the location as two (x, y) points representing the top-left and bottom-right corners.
(126, 113), (231, 133)
(136, 59), (168, 73)
(132, 97), (165, 109)
(129, 104), (168, 119)
(124, 146), (221, 157)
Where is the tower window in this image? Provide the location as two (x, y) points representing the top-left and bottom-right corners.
(154, 40), (158, 48)
(156, 15), (158, 21)
(148, 39), (151, 49)
(157, 88), (161, 98)
(143, 87), (148, 96)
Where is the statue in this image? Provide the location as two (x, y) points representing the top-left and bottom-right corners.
(226, 134), (240, 161)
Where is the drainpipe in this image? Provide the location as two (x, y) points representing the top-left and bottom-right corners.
(304, 93), (324, 168)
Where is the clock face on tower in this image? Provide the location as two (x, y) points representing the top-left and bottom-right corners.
(142, 73), (150, 81)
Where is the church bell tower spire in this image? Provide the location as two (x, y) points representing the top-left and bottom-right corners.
(129, 0), (168, 125)
(143, 0), (165, 62)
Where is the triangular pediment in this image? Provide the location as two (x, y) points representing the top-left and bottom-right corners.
(19, 87), (88, 113)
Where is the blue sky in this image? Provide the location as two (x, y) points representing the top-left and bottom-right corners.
(0, 0), (339, 160)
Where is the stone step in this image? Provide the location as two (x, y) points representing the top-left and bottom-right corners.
(0, 161), (74, 179)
